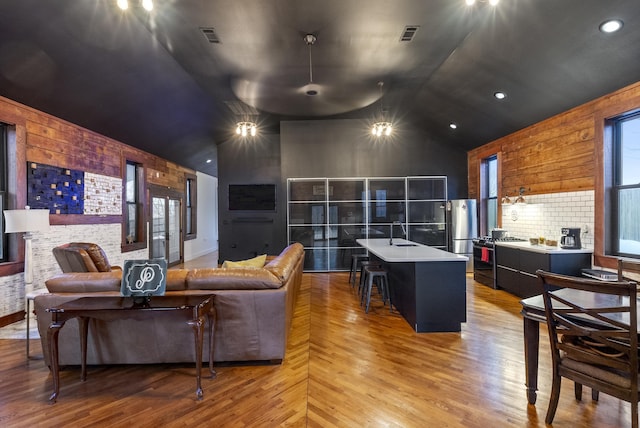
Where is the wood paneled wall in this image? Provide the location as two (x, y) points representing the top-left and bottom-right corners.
(468, 81), (640, 198)
(0, 95), (195, 225)
(468, 80), (640, 267)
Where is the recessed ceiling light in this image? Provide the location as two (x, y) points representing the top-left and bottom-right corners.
(599, 19), (623, 33)
(494, 91), (506, 100)
(449, 123), (457, 129)
(206, 159), (212, 164)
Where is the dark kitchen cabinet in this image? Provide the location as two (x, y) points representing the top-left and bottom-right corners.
(495, 243), (592, 298)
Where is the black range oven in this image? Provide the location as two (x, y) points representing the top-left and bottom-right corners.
(473, 233), (526, 288)
(472, 238), (495, 288)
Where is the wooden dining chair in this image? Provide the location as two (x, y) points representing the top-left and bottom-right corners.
(537, 269), (639, 427)
(619, 258), (640, 282)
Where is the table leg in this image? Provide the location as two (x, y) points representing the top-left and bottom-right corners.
(47, 318), (64, 403)
(79, 317), (89, 381)
(208, 305), (217, 378)
(188, 313), (205, 400)
(26, 299), (31, 361)
(523, 316), (540, 405)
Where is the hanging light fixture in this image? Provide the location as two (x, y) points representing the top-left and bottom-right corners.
(236, 121), (257, 137)
(371, 81), (393, 137)
(116, 0), (153, 11)
(466, 0), (499, 5)
(501, 194), (512, 205)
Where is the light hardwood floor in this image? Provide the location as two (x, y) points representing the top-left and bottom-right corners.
(0, 271), (633, 427)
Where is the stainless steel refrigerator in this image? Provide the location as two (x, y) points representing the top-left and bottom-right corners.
(447, 199), (478, 273)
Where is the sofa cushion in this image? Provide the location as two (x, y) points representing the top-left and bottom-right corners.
(221, 254), (267, 269)
(186, 268), (282, 290)
(45, 271), (122, 293)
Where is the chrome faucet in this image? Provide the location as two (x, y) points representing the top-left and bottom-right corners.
(389, 221), (407, 245)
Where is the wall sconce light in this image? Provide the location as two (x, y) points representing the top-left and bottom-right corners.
(3, 206), (50, 292)
(514, 186), (527, 204)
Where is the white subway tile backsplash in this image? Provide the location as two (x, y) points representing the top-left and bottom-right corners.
(500, 190), (594, 249)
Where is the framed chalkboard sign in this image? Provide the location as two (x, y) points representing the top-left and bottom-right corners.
(121, 259), (167, 298)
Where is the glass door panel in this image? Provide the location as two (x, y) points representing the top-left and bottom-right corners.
(151, 196), (166, 259)
(168, 198), (181, 264)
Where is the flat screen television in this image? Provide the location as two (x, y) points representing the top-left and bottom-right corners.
(228, 184), (277, 211)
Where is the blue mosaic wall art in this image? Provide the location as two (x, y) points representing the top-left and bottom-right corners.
(27, 162), (84, 214)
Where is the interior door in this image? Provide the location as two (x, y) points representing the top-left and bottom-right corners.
(150, 190), (184, 266)
(151, 196), (167, 260)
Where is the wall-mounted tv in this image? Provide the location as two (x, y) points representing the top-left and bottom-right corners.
(228, 184), (277, 211)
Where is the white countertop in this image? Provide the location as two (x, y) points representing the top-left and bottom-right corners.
(357, 238), (468, 262)
(495, 240), (593, 255)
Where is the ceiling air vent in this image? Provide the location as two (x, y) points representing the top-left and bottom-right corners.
(400, 26), (420, 42)
(200, 27), (221, 44)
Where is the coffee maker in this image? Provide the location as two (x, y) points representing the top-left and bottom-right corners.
(560, 227), (581, 249)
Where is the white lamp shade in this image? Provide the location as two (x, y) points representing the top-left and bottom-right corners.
(3, 209), (50, 233)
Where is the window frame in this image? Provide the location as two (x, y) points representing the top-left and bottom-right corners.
(184, 173), (197, 241)
(476, 150), (503, 237)
(0, 122), (26, 277)
(0, 123), (7, 262)
(609, 111), (640, 259)
(121, 157), (147, 252)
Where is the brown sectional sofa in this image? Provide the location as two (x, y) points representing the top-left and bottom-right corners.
(34, 243), (304, 366)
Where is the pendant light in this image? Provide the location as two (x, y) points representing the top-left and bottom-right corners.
(236, 121), (257, 137)
(371, 82), (393, 137)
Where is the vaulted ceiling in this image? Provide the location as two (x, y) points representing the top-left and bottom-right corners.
(1, 0), (639, 177)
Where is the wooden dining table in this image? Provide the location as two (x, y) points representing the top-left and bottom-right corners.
(520, 288), (635, 405)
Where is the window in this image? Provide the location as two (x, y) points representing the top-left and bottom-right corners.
(184, 173), (197, 240)
(612, 112), (640, 257)
(123, 160), (146, 250)
(0, 123), (7, 262)
(480, 154), (498, 236)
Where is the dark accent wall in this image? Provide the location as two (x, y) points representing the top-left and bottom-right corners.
(217, 119), (468, 262)
(280, 120), (468, 196)
(217, 134), (286, 262)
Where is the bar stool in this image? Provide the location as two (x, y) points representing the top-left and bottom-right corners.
(358, 260), (381, 299)
(349, 254), (369, 287)
(362, 265), (391, 313)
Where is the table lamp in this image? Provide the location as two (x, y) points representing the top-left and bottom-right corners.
(3, 206), (50, 288)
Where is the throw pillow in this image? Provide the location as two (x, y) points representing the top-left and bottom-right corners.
(222, 254), (267, 269)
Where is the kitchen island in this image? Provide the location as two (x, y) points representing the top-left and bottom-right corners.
(357, 238), (468, 332)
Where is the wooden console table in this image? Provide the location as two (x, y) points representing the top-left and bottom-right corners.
(46, 295), (216, 402)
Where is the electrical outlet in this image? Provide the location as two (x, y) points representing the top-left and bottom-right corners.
(583, 225), (589, 234)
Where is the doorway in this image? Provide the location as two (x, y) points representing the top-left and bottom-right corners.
(150, 187), (183, 266)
